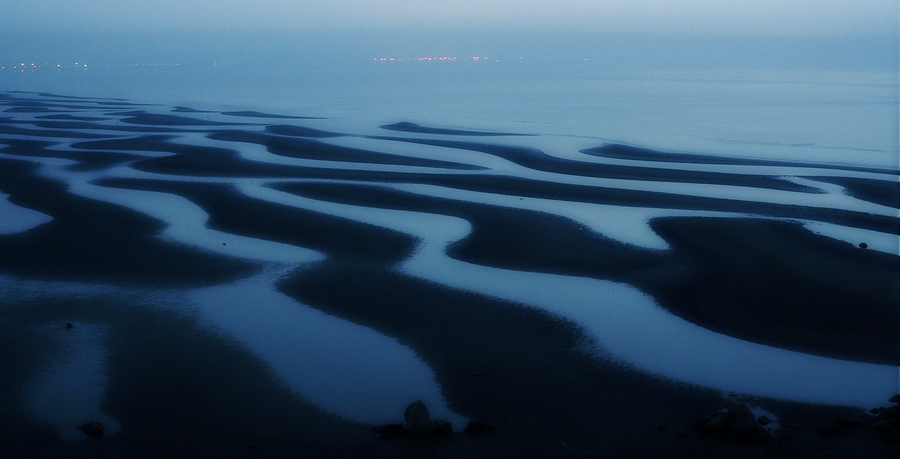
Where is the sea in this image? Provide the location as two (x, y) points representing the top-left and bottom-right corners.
(2, 40), (897, 168)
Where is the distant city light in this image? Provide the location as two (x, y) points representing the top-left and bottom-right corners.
(373, 55), (514, 64)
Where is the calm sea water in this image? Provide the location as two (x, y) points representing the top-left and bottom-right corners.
(2, 60), (896, 168)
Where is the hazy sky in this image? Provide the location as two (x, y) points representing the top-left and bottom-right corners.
(3, 0), (896, 36)
(1, 1), (896, 71)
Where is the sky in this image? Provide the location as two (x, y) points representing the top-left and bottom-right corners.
(0, 1), (896, 71)
(2, 0), (896, 36)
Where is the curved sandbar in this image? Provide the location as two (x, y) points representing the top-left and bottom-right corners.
(245, 183), (897, 407)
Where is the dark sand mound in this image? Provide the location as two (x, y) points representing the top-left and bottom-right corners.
(381, 121), (528, 137)
(223, 110), (322, 120)
(585, 143), (899, 176)
(373, 136), (826, 191)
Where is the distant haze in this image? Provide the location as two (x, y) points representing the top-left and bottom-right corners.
(2, 0), (896, 36)
(0, 1), (896, 76)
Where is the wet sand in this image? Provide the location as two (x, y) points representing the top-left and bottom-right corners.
(0, 92), (897, 458)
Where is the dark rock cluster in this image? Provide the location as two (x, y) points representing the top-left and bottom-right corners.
(809, 395), (900, 445)
(867, 395), (900, 444)
(373, 401), (497, 440)
(693, 404), (772, 443)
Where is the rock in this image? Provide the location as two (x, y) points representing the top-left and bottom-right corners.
(373, 423), (405, 439)
(858, 242), (868, 249)
(890, 394), (900, 404)
(694, 406), (771, 442)
(432, 420), (453, 436)
(463, 420), (498, 435)
(404, 401), (434, 435)
(815, 424), (841, 436)
(78, 421), (105, 438)
(731, 420), (772, 442)
(377, 404), (455, 439)
(701, 413), (730, 434)
(727, 404), (756, 425)
(757, 415), (772, 426)
(869, 407), (882, 415)
(66, 323), (74, 329)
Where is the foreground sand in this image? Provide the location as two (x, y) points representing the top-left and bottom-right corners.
(0, 92), (897, 457)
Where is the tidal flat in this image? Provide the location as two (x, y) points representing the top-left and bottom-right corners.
(0, 91), (897, 458)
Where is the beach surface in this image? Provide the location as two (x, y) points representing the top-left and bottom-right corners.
(0, 91), (898, 458)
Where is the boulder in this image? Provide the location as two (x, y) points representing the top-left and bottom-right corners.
(373, 423), (404, 439)
(731, 420), (771, 442)
(700, 413), (729, 435)
(404, 401), (434, 435)
(726, 404), (756, 425)
(375, 403), (456, 439)
(890, 394), (900, 404)
(694, 405), (771, 442)
(432, 420), (453, 436)
(78, 421), (105, 438)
